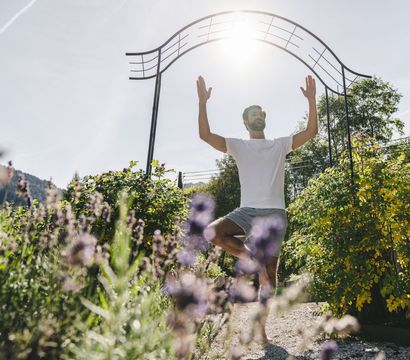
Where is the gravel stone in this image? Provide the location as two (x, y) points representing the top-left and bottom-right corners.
(204, 302), (410, 359)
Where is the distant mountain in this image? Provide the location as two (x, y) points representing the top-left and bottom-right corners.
(0, 166), (61, 206)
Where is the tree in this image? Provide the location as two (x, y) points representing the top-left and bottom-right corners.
(286, 77), (404, 201)
(184, 155), (240, 220)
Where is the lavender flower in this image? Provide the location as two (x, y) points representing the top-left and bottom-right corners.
(177, 248), (196, 266)
(62, 233), (97, 267)
(228, 278), (256, 303)
(164, 272), (209, 318)
(247, 215), (285, 265)
(152, 229), (165, 256)
(190, 194), (215, 214)
(46, 183), (61, 204)
(318, 340), (338, 360)
(176, 195), (215, 265)
(185, 195), (215, 236)
(88, 191), (104, 217)
(61, 275), (85, 292)
(181, 233), (208, 252)
(17, 174), (32, 207)
(258, 284), (274, 304)
(234, 256), (260, 276)
(132, 218), (145, 246)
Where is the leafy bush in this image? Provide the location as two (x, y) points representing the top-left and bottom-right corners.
(0, 197), (94, 358)
(67, 192), (175, 360)
(0, 171), (363, 359)
(0, 161), (187, 359)
(64, 161), (189, 251)
(282, 134), (410, 323)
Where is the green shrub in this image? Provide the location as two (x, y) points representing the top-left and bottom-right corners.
(0, 162), (187, 358)
(282, 135), (410, 323)
(64, 161), (189, 251)
(67, 192), (175, 359)
(0, 200), (89, 358)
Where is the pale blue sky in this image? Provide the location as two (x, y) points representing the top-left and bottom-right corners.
(1, 0), (409, 188)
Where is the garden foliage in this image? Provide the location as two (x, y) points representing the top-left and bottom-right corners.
(0, 161), (186, 359)
(283, 134), (410, 322)
(184, 155), (240, 220)
(64, 160), (189, 251)
(0, 159), (365, 359)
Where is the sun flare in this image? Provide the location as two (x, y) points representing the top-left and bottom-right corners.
(221, 13), (260, 68)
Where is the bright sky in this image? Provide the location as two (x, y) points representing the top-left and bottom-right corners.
(1, 0), (409, 188)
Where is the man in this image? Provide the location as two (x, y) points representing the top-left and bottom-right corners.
(196, 74), (318, 298)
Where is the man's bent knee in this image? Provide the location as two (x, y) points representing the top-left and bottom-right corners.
(206, 217), (244, 246)
(206, 220), (224, 246)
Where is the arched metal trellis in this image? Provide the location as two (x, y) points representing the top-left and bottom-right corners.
(126, 10), (371, 182)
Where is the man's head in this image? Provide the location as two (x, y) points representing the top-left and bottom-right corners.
(242, 105), (266, 132)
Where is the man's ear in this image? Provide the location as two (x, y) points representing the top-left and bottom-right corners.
(262, 111), (266, 119)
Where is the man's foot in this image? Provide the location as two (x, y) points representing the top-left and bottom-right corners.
(261, 326), (271, 343)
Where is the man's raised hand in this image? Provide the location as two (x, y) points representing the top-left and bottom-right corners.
(196, 75), (212, 104)
(300, 75), (316, 100)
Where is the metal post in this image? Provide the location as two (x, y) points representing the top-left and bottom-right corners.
(146, 50), (162, 177)
(341, 66), (354, 184)
(177, 171), (183, 189)
(325, 86), (333, 167)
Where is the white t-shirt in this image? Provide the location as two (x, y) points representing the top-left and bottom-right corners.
(225, 136), (293, 209)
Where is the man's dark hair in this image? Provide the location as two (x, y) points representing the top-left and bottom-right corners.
(242, 105), (262, 121)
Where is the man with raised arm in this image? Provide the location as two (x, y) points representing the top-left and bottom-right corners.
(196, 74), (318, 300)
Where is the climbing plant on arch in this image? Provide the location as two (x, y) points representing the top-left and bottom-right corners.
(126, 10), (371, 181)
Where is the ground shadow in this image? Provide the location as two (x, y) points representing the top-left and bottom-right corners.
(247, 343), (311, 360)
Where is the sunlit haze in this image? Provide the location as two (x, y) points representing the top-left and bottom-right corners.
(0, 0), (409, 188)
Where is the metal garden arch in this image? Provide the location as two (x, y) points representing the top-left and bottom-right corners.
(126, 10), (371, 182)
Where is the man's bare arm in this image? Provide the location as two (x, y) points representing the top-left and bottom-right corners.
(197, 76), (227, 153)
(292, 75), (318, 151)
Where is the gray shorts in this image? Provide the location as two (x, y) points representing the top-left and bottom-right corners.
(224, 207), (288, 257)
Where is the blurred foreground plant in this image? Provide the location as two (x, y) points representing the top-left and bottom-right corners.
(68, 191), (175, 359)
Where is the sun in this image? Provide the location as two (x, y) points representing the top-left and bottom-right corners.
(221, 12), (260, 68)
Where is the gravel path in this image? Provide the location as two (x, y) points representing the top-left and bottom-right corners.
(204, 302), (410, 359)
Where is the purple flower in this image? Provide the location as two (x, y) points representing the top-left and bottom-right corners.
(164, 272), (209, 318)
(62, 233), (97, 267)
(247, 216), (285, 265)
(319, 340), (338, 360)
(177, 248), (196, 266)
(179, 195), (215, 256)
(234, 257), (260, 276)
(17, 174), (32, 207)
(190, 194), (215, 213)
(229, 278), (256, 303)
(181, 234), (208, 252)
(186, 195), (215, 235)
(258, 284), (274, 304)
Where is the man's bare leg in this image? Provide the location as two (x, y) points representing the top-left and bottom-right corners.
(207, 218), (251, 260)
(208, 218), (280, 342)
(259, 256), (280, 342)
(265, 256), (279, 289)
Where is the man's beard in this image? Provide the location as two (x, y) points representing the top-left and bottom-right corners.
(248, 118), (265, 131)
